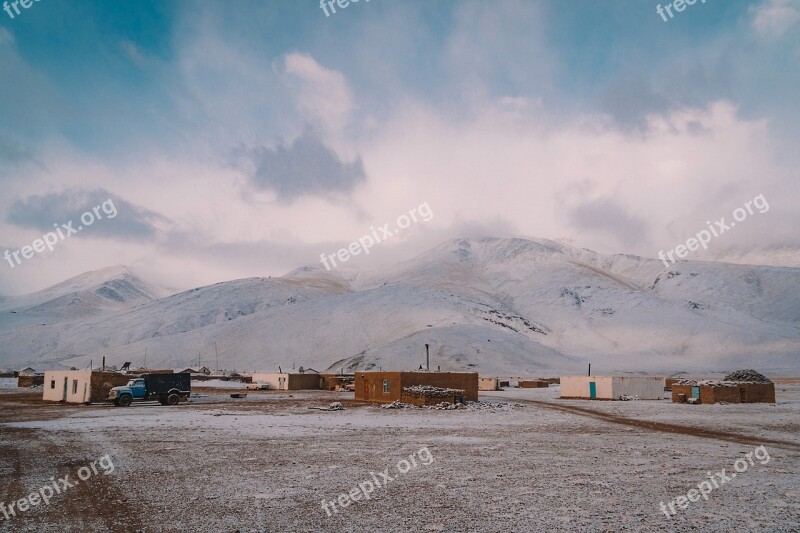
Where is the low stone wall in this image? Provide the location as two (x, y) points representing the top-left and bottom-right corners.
(90, 372), (136, 403)
(17, 375), (44, 387)
(400, 386), (466, 406)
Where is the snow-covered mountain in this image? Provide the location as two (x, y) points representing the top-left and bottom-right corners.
(0, 238), (798, 375)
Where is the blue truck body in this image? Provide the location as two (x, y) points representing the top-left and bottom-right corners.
(107, 373), (191, 407)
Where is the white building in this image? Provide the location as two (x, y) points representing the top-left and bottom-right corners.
(43, 370), (93, 403)
(560, 376), (665, 400)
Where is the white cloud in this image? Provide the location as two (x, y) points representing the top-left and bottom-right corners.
(750, 0), (800, 38)
(276, 52), (354, 133)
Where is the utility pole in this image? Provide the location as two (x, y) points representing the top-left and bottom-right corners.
(144, 347), (148, 370)
(425, 344), (430, 371)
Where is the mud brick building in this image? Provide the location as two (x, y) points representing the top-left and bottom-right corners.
(355, 371), (478, 403)
(519, 380), (549, 388)
(672, 382), (776, 404)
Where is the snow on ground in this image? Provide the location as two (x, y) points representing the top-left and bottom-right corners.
(1, 385), (798, 532)
(0, 378), (17, 389)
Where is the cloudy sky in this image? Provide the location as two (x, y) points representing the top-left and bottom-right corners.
(1, 0), (799, 294)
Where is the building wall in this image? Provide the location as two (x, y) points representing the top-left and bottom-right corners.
(673, 383), (776, 404)
(287, 373), (321, 390)
(17, 375), (44, 387)
(90, 372), (134, 403)
(43, 371), (92, 403)
(251, 373), (321, 390)
(402, 372), (478, 402)
(560, 376), (614, 399)
(519, 380), (549, 388)
(611, 377), (665, 400)
(43, 371), (133, 403)
(355, 372), (403, 403)
(355, 372), (478, 403)
(478, 377), (499, 391)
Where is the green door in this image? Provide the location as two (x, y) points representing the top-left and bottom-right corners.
(589, 382), (597, 399)
(691, 386), (700, 399)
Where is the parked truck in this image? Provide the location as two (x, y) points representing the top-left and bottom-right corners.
(107, 373), (191, 407)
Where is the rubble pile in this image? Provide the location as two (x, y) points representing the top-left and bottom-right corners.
(402, 385), (461, 397)
(380, 400), (521, 412)
(723, 369), (772, 383)
(381, 400), (418, 409)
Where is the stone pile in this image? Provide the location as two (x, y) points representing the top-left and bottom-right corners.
(723, 369), (772, 383)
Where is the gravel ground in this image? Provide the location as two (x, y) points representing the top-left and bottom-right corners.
(0, 386), (798, 532)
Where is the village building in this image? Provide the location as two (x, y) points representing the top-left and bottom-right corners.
(179, 366), (211, 375)
(519, 380), (550, 388)
(672, 381), (775, 404)
(355, 371), (478, 403)
(250, 372), (321, 390)
(42, 370), (133, 404)
(478, 377), (500, 391)
(560, 375), (665, 400)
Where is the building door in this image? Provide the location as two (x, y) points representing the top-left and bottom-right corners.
(278, 377), (286, 390)
(691, 386), (700, 400)
(739, 387), (746, 403)
(62, 377), (68, 401)
(589, 382), (596, 399)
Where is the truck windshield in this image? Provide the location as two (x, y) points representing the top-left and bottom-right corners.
(126, 380), (143, 386)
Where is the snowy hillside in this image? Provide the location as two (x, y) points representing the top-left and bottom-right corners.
(0, 238), (798, 375)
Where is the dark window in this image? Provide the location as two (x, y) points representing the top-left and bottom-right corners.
(50, 380), (55, 389)
(383, 380), (390, 393)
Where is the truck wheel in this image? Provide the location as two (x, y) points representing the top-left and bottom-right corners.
(119, 395), (132, 407)
(166, 393), (180, 406)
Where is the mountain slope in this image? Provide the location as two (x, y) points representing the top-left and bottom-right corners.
(0, 238), (798, 375)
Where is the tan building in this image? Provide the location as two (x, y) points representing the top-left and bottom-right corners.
(43, 370), (132, 404)
(250, 373), (320, 390)
(560, 376), (665, 400)
(478, 377), (500, 391)
(672, 382), (775, 404)
(355, 371), (478, 403)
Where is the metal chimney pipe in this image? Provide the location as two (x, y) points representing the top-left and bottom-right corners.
(425, 344), (430, 371)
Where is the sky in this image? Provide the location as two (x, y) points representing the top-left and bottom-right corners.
(1, 0), (799, 294)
